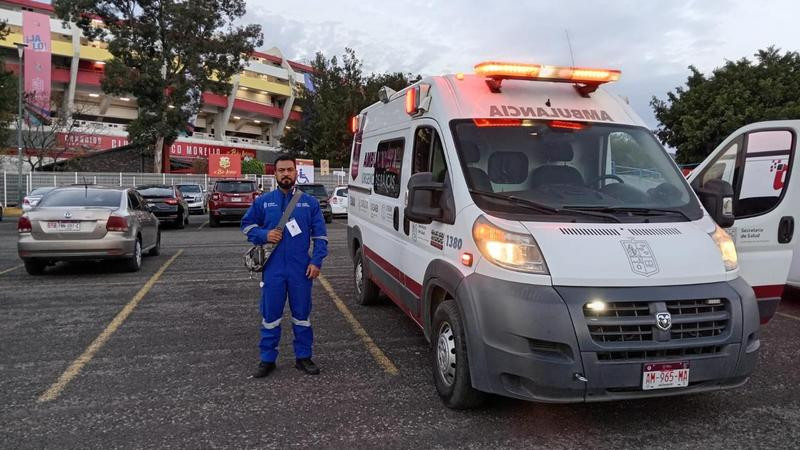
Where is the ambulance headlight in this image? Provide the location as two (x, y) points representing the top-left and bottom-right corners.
(710, 224), (738, 271)
(472, 216), (548, 274)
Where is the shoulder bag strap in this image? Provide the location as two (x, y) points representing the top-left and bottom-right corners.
(275, 189), (304, 231)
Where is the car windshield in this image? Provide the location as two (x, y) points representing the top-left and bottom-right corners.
(298, 185), (328, 198)
(450, 120), (703, 221)
(38, 189), (122, 208)
(216, 181), (255, 193)
(177, 185), (201, 193)
(137, 187), (174, 197)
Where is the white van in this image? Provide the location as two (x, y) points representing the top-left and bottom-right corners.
(347, 62), (760, 408)
(688, 121), (798, 301)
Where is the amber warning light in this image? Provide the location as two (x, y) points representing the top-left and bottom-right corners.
(474, 61), (621, 95)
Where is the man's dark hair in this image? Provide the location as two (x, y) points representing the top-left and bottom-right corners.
(274, 154), (296, 166)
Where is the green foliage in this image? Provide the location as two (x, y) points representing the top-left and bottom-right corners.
(53, 0), (263, 153)
(0, 21), (17, 148)
(652, 46), (800, 164)
(280, 48), (418, 166)
(241, 158), (264, 175)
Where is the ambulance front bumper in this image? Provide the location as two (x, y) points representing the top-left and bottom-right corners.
(456, 274), (760, 403)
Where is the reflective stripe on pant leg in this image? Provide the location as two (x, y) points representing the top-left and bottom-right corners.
(260, 274), (287, 363)
(287, 274), (313, 359)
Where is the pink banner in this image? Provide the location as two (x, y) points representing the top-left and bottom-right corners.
(23, 11), (52, 123)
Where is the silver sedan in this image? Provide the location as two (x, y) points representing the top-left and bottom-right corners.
(17, 186), (160, 275)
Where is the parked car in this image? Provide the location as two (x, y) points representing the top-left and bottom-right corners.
(208, 179), (258, 227)
(176, 183), (207, 215)
(329, 186), (348, 216)
(296, 183), (333, 223)
(22, 186), (57, 211)
(17, 186), (160, 274)
(136, 184), (190, 229)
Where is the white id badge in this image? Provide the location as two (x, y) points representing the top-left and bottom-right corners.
(285, 219), (302, 237)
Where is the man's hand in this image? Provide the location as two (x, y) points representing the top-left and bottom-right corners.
(306, 264), (320, 279)
(267, 228), (283, 244)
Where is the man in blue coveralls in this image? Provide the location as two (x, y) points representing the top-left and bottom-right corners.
(241, 154), (328, 377)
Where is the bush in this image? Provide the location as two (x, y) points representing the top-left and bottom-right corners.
(241, 158), (265, 175)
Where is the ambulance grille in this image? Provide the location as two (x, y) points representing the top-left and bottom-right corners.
(559, 227), (621, 236)
(583, 299), (730, 345)
(627, 227), (682, 236)
(596, 345), (724, 362)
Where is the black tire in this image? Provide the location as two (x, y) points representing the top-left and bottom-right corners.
(124, 238), (143, 272)
(432, 300), (485, 409)
(175, 211), (185, 229)
(24, 260), (46, 275)
(325, 215), (333, 224)
(353, 247), (380, 306)
(209, 214), (220, 228)
(148, 230), (161, 256)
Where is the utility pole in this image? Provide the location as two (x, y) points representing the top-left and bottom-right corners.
(14, 42), (27, 206)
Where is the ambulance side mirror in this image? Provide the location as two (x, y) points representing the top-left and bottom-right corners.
(405, 172), (445, 225)
(694, 179), (735, 228)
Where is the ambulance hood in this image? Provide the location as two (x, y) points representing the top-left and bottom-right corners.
(521, 217), (730, 287)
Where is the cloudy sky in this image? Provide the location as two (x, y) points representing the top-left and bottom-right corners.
(244, 0), (799, 129)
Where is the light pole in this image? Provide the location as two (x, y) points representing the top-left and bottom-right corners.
(14, 42), (27, 206)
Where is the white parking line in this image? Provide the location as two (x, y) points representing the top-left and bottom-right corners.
(776, 312), (800, 322)
(0, 264), (22, 276)
(196, 220), (209, 230)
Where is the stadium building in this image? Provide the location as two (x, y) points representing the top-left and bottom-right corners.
(0, 0), (311, 172)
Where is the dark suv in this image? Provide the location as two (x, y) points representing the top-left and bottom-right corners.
(296, 183), (333, 223)
(208, 179), (258, 227)
(136, 184), (190, 228)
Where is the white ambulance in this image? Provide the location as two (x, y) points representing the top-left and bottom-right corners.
(688, 121), (798, 301)
(347, 62), (760, 408)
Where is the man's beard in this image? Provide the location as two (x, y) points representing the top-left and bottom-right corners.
(277, 177), (295, 190)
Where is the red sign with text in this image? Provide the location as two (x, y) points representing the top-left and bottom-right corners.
(208, 154), (241, 178)
(169, 141), (257, 160)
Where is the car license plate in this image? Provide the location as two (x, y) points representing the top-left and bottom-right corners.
(642, 362), (689, 390)
(47, 221), (81, 232)
(231, 197), (242, 202)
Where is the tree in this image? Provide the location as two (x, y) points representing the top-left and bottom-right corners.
(20, 93), (107, 171)
(651, 46), (800, 164)
(54, 0), (263, 172)
(241, 157), (264, 175)
(0, 20), (18, 158)
(280, 49), (417, 166)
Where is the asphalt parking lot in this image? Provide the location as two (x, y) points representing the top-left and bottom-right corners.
(2, 214), (800, 448)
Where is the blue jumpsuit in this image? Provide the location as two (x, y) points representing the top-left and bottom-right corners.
(241, 187), (328, 363)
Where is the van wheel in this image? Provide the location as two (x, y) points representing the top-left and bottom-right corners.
(124, 238), (143, 272)
(175, 212), (185, 229)
(148, 230), (161, 256)
(354, 248), (380, 305)
(24, 260), (46, 275)
(432, 300), (485, 409)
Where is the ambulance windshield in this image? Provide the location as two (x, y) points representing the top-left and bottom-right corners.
(451, 120), (703, 221)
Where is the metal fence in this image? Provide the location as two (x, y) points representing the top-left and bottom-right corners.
(1, 168), (349, 206)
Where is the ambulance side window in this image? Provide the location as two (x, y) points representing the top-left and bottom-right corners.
(412, 127), (448, 182)
(736, 129), (794, 217)
(373, 138), (405, 198)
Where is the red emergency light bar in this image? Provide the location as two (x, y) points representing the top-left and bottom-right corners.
(474, 61), (621, 96)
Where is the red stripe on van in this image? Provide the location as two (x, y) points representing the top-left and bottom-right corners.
(363, 245), (423, 297)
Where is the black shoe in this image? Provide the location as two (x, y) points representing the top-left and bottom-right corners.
(252, 361), (276, 378)
(295, 358), (320, 375)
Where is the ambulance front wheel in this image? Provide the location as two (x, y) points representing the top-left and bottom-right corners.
(432, 300), (485, 409)
(354, 248), (380, 305)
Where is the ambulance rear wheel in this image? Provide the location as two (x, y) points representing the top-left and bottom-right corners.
(354, 248), (380, 305)
(432, 300), (485, 409)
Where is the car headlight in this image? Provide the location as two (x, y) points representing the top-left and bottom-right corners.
(472, 216), (548, 274)
(710, 224), (737, 271)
